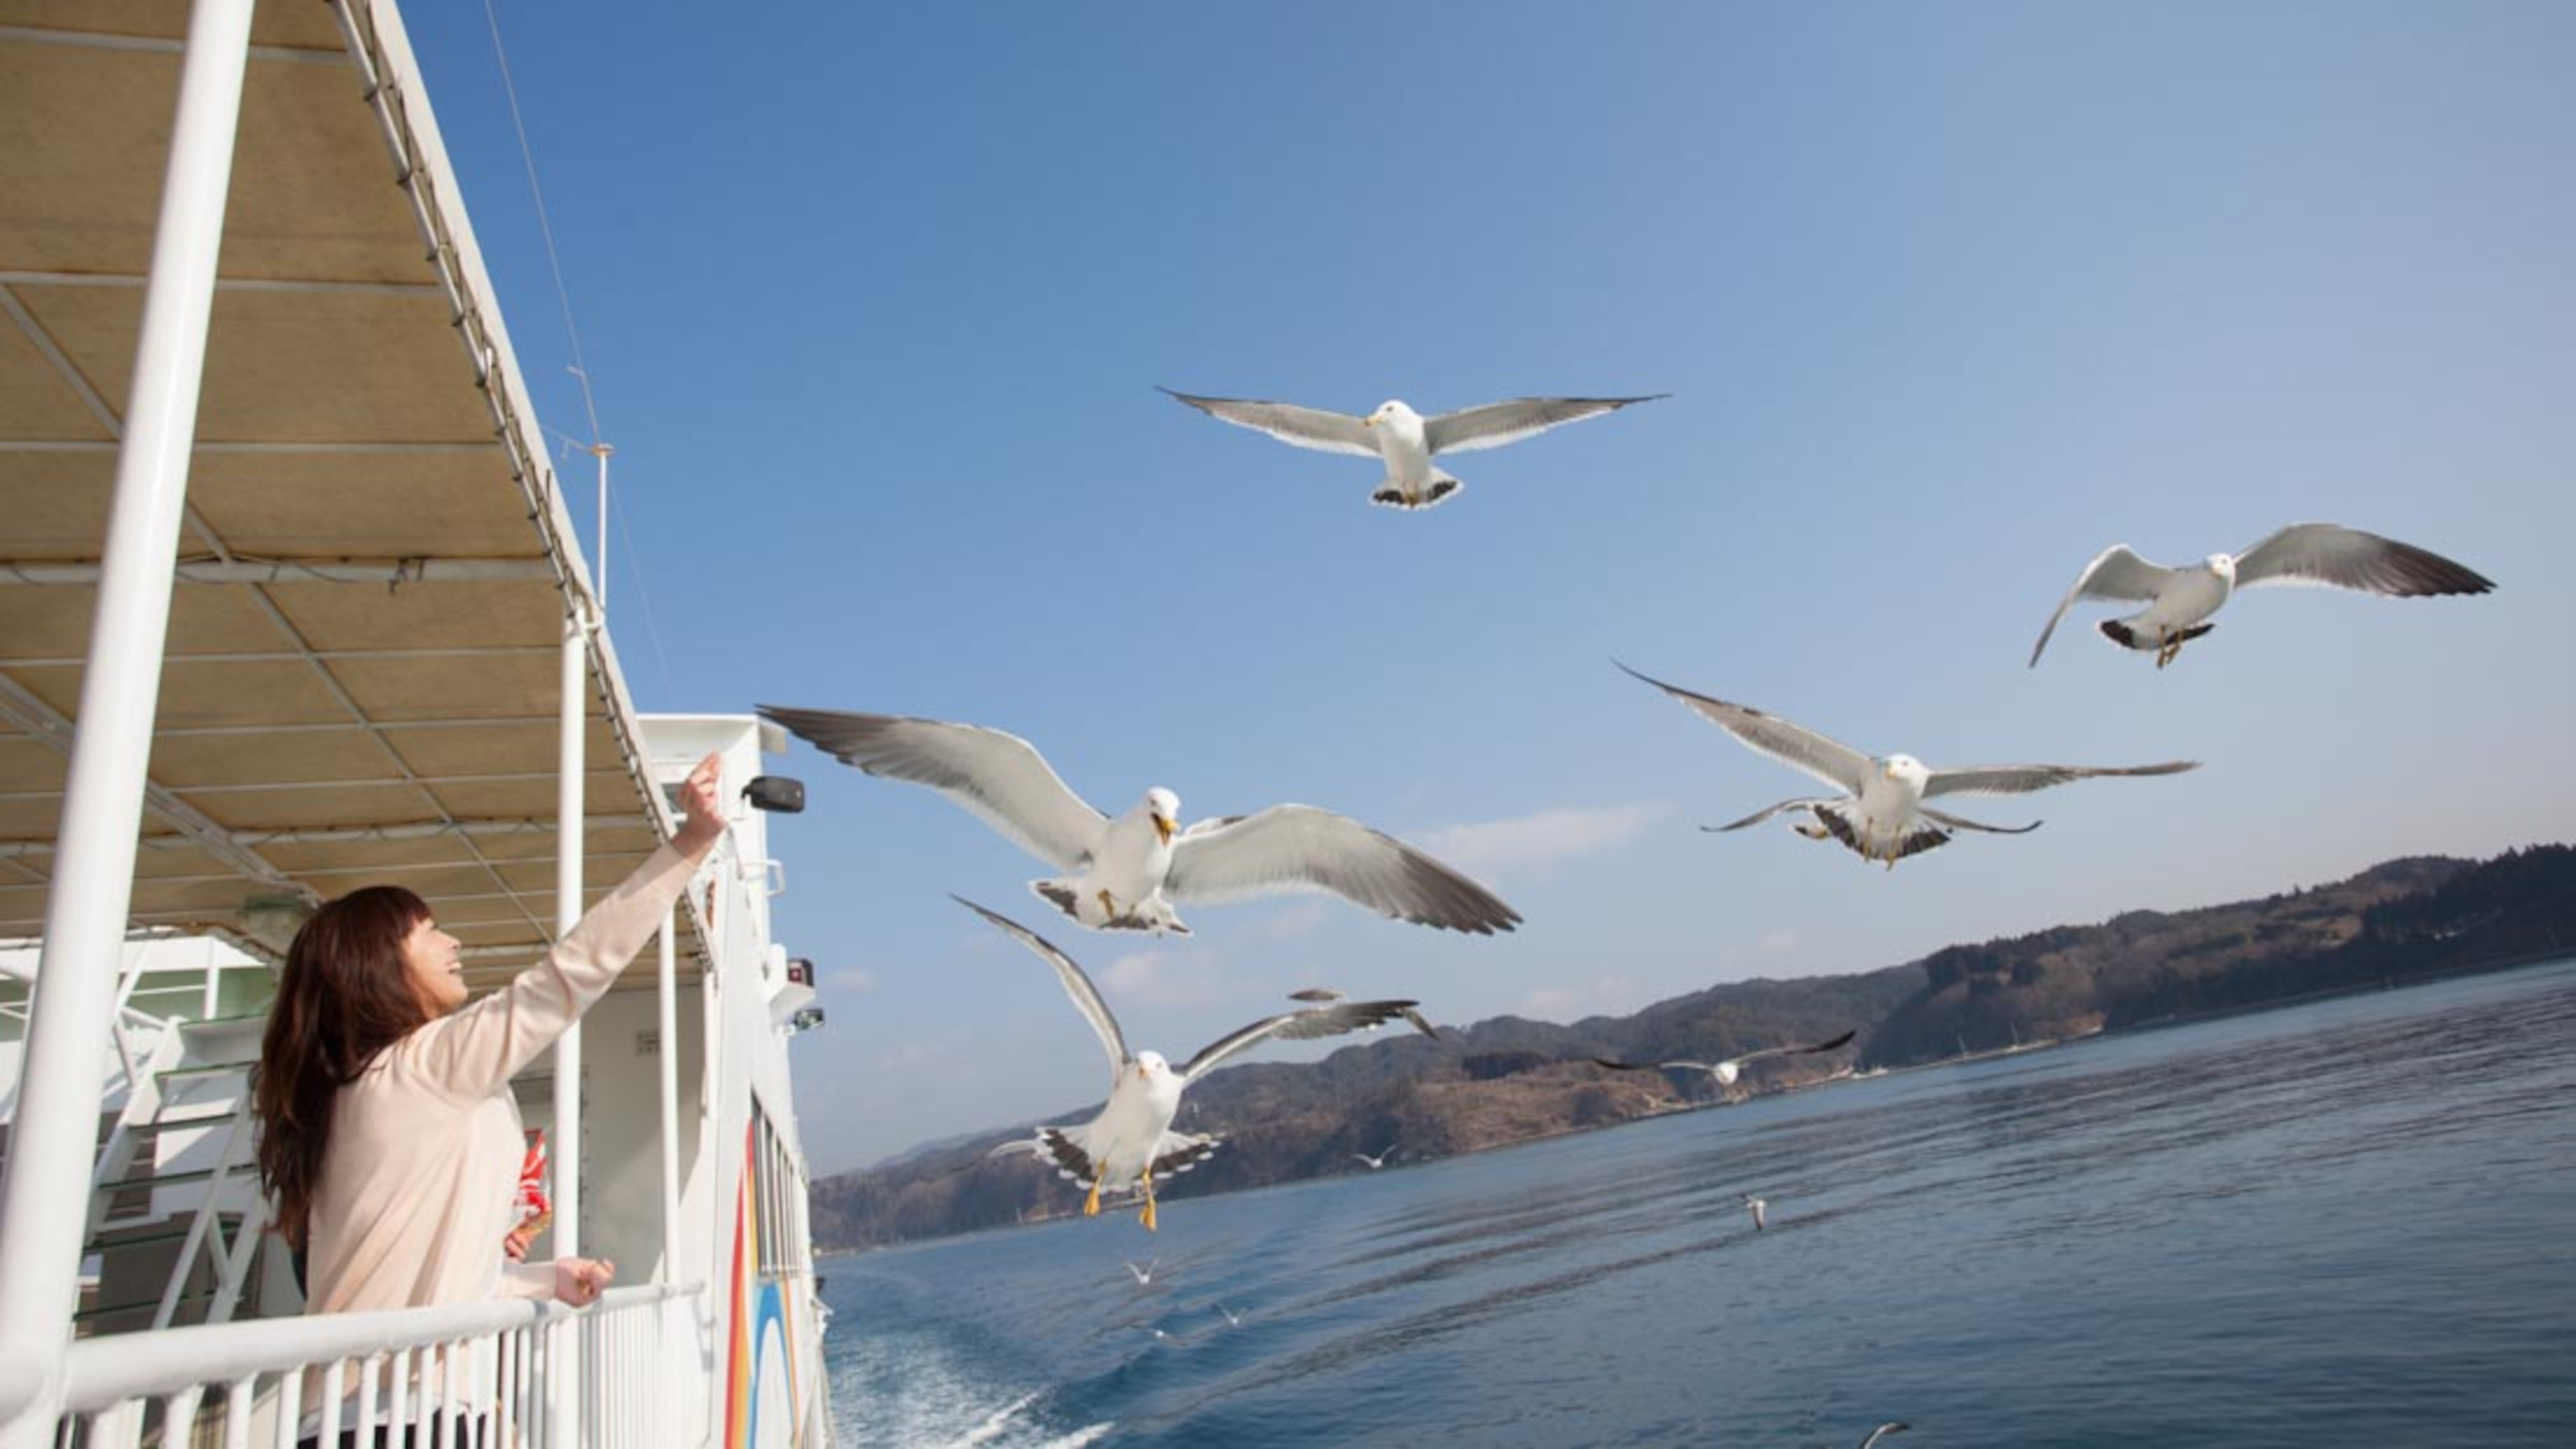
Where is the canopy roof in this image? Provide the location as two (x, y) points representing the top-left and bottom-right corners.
(0, 1), (706, 989)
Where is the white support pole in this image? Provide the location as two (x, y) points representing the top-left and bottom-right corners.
(0, 1), (256, 1442)
(656, 910), (682, 1283)
(592, 444), (613, 617)
(551, 609), (587, 1447)
(552, 617), (588, 1256)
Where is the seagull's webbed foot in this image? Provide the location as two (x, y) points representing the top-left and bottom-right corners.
(1096, 889), (1118, 922)
(1138, 1170), (1159, 1232)
(1084, 1177), (1104, 1218)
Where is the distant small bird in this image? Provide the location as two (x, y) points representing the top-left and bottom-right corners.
(1137, 1324), (1190, 1348)
(1743, 1194), (1768, 1231)
(1352, 1145), (1398, 1170)
(1123, 1258), (1158, 1286)
(1619, 663), (2198, 868)
(1215, 1303), (1245, 1328)
(763, 707), (1521, 935)
(1858, 1423), (1911, 1449)
(2029, 522), (2494, 669)
(966, 898), (1429, 1231)
(1162, 388), (1666, 511)
(1293, 987), (1442, 1040)
(1591, 1030), (1858, 1094)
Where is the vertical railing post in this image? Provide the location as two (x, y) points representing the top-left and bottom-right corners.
(658, 910), (683, 1282)
(0, 1), (257, 1443)
(550, 609), (587, 1445)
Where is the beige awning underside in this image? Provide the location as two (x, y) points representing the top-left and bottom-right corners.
(0, 1), (708, 990)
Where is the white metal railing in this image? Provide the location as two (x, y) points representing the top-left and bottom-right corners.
(55, 1282), (700, 1447)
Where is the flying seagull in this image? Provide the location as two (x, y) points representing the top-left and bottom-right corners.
(1858, 1425), (1911, 1449)
(1161, 387), (1666, 511)
(762, 706), (1520, 935)
(1292, 986), (1441, 1039)
(1591, 1030), (1857, 1095)
(1123, 1258), (1158, 1286)
(2030, 522), (2495, 669)
(965, 898), (1430, 1230)
(1351, 1145), (1398, 1170)
(1617, 663), (2198, 867)
(1743, 1194), (1768, 1231)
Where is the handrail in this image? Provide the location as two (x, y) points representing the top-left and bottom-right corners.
(0, 1357), (35, 1430)
(58, 1282), (699, 1414)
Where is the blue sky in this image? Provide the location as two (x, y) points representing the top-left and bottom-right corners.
(403, 2), (2576, 1171)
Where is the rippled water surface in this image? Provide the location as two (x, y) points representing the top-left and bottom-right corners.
(822, 961), (2576, 1447)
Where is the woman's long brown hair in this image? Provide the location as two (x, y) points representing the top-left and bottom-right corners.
(252, 886), (435, 1249)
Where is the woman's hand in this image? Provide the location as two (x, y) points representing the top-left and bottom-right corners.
(553, 1255), (616, 1307)
(672, 751), (728, 861)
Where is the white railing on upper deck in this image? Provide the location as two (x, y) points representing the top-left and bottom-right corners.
(48, 1282), (700, 1447)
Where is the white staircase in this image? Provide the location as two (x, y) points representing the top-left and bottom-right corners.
(73, 1012), (279, 1338)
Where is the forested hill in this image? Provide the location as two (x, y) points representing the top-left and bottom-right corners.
(811, 843), (2574, 1249)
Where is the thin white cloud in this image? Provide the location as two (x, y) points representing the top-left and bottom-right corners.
(1422, 801), (1677, 881)
(1099, 948), (1229, 1008)
(1519, 973), (1643, 1022)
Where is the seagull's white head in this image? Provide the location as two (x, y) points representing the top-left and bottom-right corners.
(1713, 1060), (1744, 1085)
(2207, 552), (2238, 580)
(1134, 1049), (1173, 1084)
(1141, 786), (1181, 844)
(1877, 753), (1931, 791)
(1361, 399), (1419, 431)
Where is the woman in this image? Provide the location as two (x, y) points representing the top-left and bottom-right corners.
(254, 751), (728, 1316)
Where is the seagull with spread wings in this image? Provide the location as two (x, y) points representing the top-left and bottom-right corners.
(1619, 664), (2198, 868)
(1591, 1030), (1857, 1100)
(2029, 522), (2495, 669)
(762, 706), (1519, 936)
(1161, 388), (1665, 511)
(1292, 986), (1441, 1039)
(963, 898), (1431, 1231)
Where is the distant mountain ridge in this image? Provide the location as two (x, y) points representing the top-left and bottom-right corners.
(811, 843), (2574, 1249)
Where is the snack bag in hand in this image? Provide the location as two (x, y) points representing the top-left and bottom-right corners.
(515, 1129), (552, 1237)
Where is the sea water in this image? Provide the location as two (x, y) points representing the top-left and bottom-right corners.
(822, 959), (2576, 1447)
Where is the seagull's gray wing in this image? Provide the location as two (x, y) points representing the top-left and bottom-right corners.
(1703, 797), (1839, 832)
(1730, 1029), (1859, 1064)
(1159, 388), (1378, 458)
(761, 706), (1103, 870)
(2029, 545), (2181, 667)
(2231, 522), (2496, 597)
(1923, 760), (2198, 799)
(1617, 663), (1873, 794)
(1179, 999), (1425, 1083)
(1591, 1057), (1716, 1075)
(1288, 987), (1348, 1003)
(1422, 395), (1667, 456)
(1920, 806), (2044, 836)
(1166, 805), (1521, 934)
(953, 898), (1129, 1080)
(1858, 1424), (1912, 1449)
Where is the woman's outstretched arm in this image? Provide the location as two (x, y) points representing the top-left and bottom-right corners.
(410, 753), (730, 1101)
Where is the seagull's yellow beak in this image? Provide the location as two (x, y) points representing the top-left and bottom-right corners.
(1135, 1063), (1150, 1081)
(1153, 814), (1174, 844)
(1360, 415), (1374, 428)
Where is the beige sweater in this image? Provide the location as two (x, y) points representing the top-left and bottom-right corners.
(303, 842), (699, 1315)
